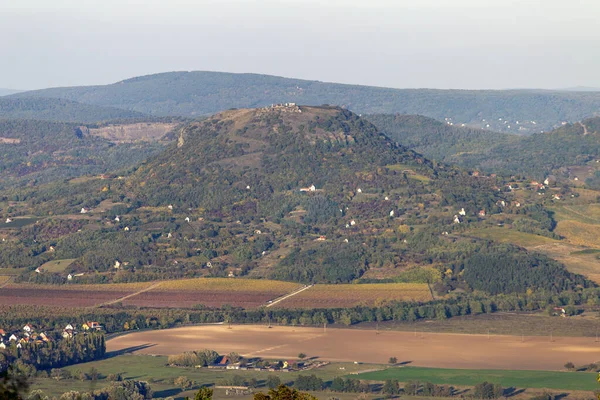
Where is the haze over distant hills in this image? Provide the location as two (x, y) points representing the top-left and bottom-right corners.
(0, 97), (148, 123)
(11, 71), (600, 134)
(0, 88), (22, 96)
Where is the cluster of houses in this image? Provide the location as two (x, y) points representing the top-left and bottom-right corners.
(0, 322), (102, 350)
(205, 355), (327, 373)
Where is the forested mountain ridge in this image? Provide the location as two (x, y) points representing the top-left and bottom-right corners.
(0, 97), (147, 123)
(11, 71), (600, 133)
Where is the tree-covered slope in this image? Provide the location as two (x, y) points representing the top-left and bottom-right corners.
(125, 105), (434, 209)
(0, 119), (169, 189)
(0, 97), (147, 123)
(366, 114), (517, 163)
(457, 117), (600, 178)
(2, 106), (586, 296)
(12, 71), (600, 133)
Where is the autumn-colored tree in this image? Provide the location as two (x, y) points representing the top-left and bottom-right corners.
(253, 384), (317, 400)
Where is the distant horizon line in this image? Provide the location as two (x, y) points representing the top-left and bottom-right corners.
(3, 70), (600, 93)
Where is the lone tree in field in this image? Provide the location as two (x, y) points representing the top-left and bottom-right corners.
(253, 384), (317, 400)
(388, 356), (398, 365)
(175, 375), (193, 390)
(298, 353), (307, 360)
(188, 386), (213, 400)
(564, 362), (575, 370)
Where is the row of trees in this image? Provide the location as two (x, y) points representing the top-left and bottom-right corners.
(0, 333), (105, 372)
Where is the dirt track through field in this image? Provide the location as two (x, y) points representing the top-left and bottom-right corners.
(107, 325), (600, 370)
(96, 282), (162, 307)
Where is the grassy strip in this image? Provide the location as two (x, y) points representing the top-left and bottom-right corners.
(354, 366), (597, 391)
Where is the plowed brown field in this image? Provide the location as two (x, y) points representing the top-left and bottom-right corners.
(107, 324), (600, 370)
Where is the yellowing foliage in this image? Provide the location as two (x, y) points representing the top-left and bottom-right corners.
(157, 278), (300, 293)
(556, 220), (600, 248)
(274, 283), (431, 309)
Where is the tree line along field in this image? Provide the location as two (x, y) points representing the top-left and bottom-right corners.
(0, 278), (432, 309)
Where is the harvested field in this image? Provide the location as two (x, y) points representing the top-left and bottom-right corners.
(156, 278), (299, 292)
(107, 324), (600, 370)
(0, 287), (131, 307)
(7, 282), (151, 292)
(272, 283), (432, 308)
(555, 220), (600, 248)
(122, 278), (300, 308)
(122, 291), (278, 308)
(39, 259), (76, 273)
(2, 279), (300, 309)
(467, 227), (558, 248)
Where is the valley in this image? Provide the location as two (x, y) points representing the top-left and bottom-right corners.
(2, 99), (600, 399)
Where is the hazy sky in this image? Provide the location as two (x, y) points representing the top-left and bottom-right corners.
(1, 0), (599, 90)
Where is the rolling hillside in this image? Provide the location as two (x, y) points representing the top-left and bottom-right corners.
(366, 114), (517, 163)
(457, 116), (600, 179)
(0, 97), (147, 123)
(1, 105), (585, 298)
(12, 71), (600, 133)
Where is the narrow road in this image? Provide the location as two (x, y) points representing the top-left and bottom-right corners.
(266, 284), (313, 308)
(0, 276), (14, 288)
(96, 281), (163, 307)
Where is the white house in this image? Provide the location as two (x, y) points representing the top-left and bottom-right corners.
(168, 204), (173, 210)
(114, 216), (120, 222)
(0, 342), (5, 349)
(389, 210), (394, 217)
(5, 218), (11, 224)
(67, 274), (73, 281)
(300, 184), (316, 192)
(35, 267), (43, 274)
(357, 188), (362, 193)
(114, 260), (121, 269)
(23, 324), (33, 333)
(80, 208), (88, 214)
(185, 217), (190, 222)
(124, 227), (130, 231)
(9, 334), (17, 342)
(350, 220), (356, 226)
(453, 215), (461, 224)
(384, 196), (389, 201)
(167, 232), (172, 238)
(459, 208), (466, 216)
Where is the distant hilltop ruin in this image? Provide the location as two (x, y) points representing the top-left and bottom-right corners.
(263, 103), (302, 113)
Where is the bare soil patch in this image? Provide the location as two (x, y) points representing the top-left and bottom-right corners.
(107, 324), (600, 370)
(0, 287), (130, 307)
